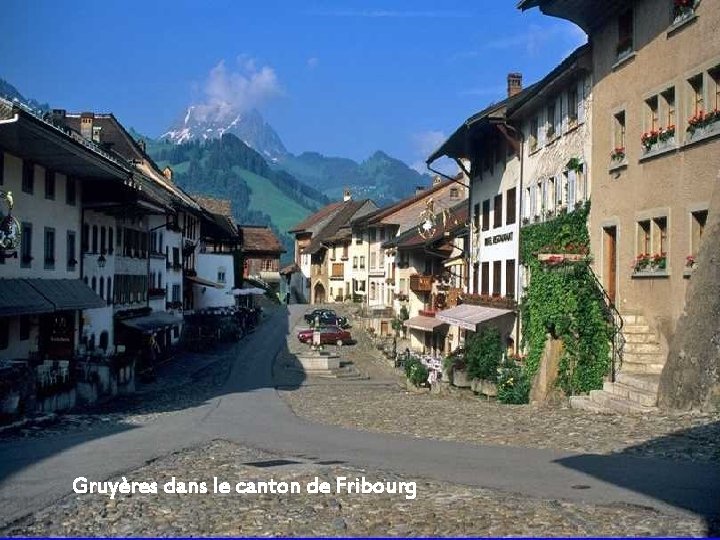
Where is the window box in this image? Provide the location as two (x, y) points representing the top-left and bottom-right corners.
(632, 253), (667, 275)
(672, 0), (697, 26)
(641, 126), (676, 155)
(685, 110), (720, 144)
(610, 146), (626, 163)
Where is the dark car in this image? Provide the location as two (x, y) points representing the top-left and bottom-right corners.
(304, 309), (336, 324)
(297, 325), (352, 346)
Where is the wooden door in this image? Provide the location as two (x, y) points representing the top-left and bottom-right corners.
(603, 226), (617, 305)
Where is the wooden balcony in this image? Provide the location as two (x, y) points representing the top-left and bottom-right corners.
(409, 274), (433, 292)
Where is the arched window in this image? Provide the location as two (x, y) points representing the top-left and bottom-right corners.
(82, 223), (89, 253)
(91, 276), (97, 292)
(108, 227), (114, 254)
(99, 331), (109, 351)
(100, 226), (106, 254)
(99, 276), (105, 299)
(107, 277), (112, 303)
(91, 225), (98, 253)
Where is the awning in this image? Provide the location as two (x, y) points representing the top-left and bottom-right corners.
(25, 279), (105, 311)
(404, 315), (448, 332)
(436, 304), (513, 331)
(185, 275), (224, 289)
(120, 312), (183, 334)
(232, 287), (266, 296)
(0, 279), (54, 317)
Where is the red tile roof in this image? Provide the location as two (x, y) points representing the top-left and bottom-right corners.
(288, 201), (344, 233)
(240, 226), (285, 254)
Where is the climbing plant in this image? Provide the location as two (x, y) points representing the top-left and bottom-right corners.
(519, 201), (612, 395)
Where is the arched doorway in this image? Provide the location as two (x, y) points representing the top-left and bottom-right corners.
(313, 282), (326, 304)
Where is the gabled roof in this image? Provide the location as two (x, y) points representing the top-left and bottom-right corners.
(240, 226), (285, 254)
(288, 201), (345, 234)
(194, 196), (233, 217)
(384, 201), (468, 250)
(352, 178), (457, 228)
(304, 199), (375, 255)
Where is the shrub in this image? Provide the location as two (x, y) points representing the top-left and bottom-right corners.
(496, 358), (531, 404)
(465, 326), (503, 381)
(405, 358), (429, 387)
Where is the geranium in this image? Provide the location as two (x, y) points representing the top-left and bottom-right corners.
(641, 130), (659, 151)
(632, 253), (652, 272)
(686, 254), (696, 268)
(610, 146), (625, 161)
(658, 125), (676, 142)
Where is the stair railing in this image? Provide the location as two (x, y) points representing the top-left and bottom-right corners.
(587, 266), (625, 382)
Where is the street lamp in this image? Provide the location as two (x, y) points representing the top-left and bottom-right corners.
(97, 254), (107, 268)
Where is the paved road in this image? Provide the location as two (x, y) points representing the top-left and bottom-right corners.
(0, 305), (718, 528)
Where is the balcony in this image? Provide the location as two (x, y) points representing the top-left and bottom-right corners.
(148, 287), (166, 299)
(409, 274), (433, 292)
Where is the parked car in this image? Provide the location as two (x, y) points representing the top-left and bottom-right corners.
(297, 325), (352, 345)
(304, 309), (336, 324)
(304, 309), (349, 328)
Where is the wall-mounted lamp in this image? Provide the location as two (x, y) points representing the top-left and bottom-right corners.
(97, 254), (107, 268)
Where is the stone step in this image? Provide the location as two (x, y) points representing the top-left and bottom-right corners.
(603, 381), (657, 407)
(615, 373), (661, 394)
(623, 332), (659, 344)
(620, 361), (664, 375)
(588, 389), (658, 414)
(569, 395), (612, 414)
(623, 341), (663, 354)
(622, 324), (653, 335)
(621, 313), (647, 325)
(623, 351), (665, 363)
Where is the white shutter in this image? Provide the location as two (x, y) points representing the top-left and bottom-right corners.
(561, 92), (569, 133)
(568, 170), (577, 209)
(555, 97), (562, 136)
(530, 183), (537, 216)
(538, 110), (546, 147)
(577, 79), (586, 124)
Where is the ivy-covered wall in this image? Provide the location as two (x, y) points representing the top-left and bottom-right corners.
(519, 201), (613, 395)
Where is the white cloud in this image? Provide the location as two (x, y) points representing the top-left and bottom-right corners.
(192, 57), (282, 123)
(410, 130), (458, 175)
(307, 57), (319, 70)
(458, 22), (587, 59)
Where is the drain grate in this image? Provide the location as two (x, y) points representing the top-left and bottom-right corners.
(316, 460), (346, 465)
(244, 459), (302, 468)
(571, 484), (591, 490)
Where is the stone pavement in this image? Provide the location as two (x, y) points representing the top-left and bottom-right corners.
(2, 440), (711, 537)
(279, 308), (720, 463)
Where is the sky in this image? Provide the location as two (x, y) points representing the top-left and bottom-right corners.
(0, 1), (586, 172)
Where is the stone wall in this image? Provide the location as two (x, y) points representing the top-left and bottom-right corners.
(658, 174), (720, 411)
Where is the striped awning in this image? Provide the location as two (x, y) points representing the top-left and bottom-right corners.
(436, 304), (512, 331)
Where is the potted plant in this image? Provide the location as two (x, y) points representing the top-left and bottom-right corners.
(686, 254), (697, 269)
(673, 0), (696, 23)
(610, 146), (625, 162)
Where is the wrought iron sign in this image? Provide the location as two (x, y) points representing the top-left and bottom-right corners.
(0, 190), (20, 259)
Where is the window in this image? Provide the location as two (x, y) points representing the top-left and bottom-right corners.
(44, 227), (55, 269)
(99, 277), (105, 299)
(637, 220), (651, 255)
(506, 188), (517, 225)
(369, 228), (376, 242)
(546, 102), (556, 139)
(172, 284), (181, 303)
(44, 169), (55, 200)
(22, 160), (34, 194)
(691, 209), (708, 256)
(21, 223), (32, 267)
(493, 261), (502, 296)
(370, 252), (376, 269)
(450, 187), (459, 199)
(481, 262), (489, 295)
(217, 269), (226, 283)
(370, 282), (376, 301)
(653, 216), (668, 255)
(493, 194), (503, 228)
(473, 203), (480, 231)
(379, 227), (385, 241)
(710, 66), (720, 112)
(353, 256), (358, 269)
(108, 227), (114, 254)
(331, 245), (336, 260)
(66, 177), (76, 205)
(661, 87), (676, 128)
(0, 319), (8, 350)
(20, 316), (30, 341)
(613, 110), (626, 152)
(342, 243), (348, 259)
(482, 199), (490, 231)
(359, 256), (365, 269)
(506, 259), (516, 299)
(689, 74), (704, 116)
(529, 116), (539, 150)
(92, 225), (98, 254)
(645, 95), (659, 132)
(472, 262), (479, 294)
(100, 226), (106, 254)
(91, 276), (97, 292)
(567, 171), (577, 209)
(332, 263), (343, 278)
(617, 9), (634, 58)
(67, 231), (76, 270)
(107, 277), (112, 303)
(355, 234), (362, 245)
(568, 84), (579, 126)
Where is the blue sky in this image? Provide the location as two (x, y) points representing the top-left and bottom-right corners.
(0, 1), (586, 170)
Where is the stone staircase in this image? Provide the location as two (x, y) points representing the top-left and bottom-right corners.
(570, 313), (664, 414)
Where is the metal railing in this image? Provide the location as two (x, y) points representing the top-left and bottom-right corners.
(587, 266), (625, 382)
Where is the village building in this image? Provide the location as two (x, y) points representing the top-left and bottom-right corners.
(519, 0), (720, 410)
(239, 225), (285, 299)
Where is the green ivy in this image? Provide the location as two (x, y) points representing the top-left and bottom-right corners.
(465, 326), (503, 381)
(520, 201), (612, 395)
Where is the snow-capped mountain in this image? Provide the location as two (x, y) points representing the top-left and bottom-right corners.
(161, 106), (288, 161)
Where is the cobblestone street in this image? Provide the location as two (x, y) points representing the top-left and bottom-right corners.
(2, 440), (712, 537)
(279, 307), (720, 463)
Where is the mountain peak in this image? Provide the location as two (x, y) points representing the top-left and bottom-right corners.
(161, 105), (288, 161)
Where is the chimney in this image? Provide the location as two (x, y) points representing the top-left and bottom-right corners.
(415, 186), (425, 196)
(163, 166), (173, 183)
(80, 112), (94, 140)
(432, 175), (442, 186)
(507, 72), (523, 97)
(343, 188), (351, 202)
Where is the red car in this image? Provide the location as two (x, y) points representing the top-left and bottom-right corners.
(297, 325), (352, 345)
